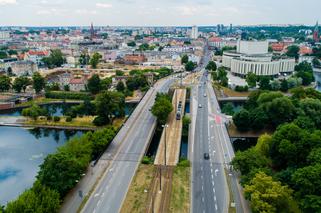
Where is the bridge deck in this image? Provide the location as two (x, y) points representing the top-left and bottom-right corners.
(154, 89), (186, 166)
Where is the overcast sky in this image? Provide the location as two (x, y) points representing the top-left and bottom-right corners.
(0, 0), (320, 26)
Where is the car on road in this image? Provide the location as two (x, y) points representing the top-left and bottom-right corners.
(198, 104), (202, 108)
(204, 153), (210, 160)
(204, 93), (207, 97)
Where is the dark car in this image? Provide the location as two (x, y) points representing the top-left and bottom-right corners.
(204, 153), (210, 160)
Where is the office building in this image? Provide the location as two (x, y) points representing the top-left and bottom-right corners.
(223, 40), (295, 76)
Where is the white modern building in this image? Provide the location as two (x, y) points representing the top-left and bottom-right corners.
(223, 40), (295, 76)
(191, 26), (198, 39)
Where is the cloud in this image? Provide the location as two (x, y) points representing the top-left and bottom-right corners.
(96, 3), (112, 8)
(0, 0), (16, 5)
(175, 6), (198, 16)
(36, 8), (68, 16)
(75, 9), (98, 15)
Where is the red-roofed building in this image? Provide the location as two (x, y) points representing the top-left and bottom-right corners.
(271, 43), (285, 52)
(69, 77), (87, 92)
(300, 46), (313, 55)
(24, 50), (50, 65)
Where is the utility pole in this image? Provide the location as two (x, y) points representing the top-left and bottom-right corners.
(159, 165), (162, 191)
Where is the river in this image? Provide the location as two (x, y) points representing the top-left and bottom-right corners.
(0, 126), (85, 205)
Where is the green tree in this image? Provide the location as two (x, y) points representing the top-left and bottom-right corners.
(79, 52), (90, 66)
(90, 52), (102, 69)
(87, 74), (101, 94)
(255, 134), (272, 157)
(5, 181), (60, 213)
(95, 91), (125, 125)
(42, 49), (65, 68)
(292, 164), (321, 197)
(185, 61), (196, 71)
(32, 72), (45, 93)
(12, 76), (31, 93)
(206, 61), (217, 71)
(244, 172), (299, 213)
(286, 45), (300, 60)
(22, 104), (47, 120)
(116, 81), (126, 92)
(246, 72), (257, 88)
(295, 61), (313, 72)
(221, 103), (234, 116)
(115, 70), (124, 76)
(259, 76), (271, 90)
(232, 148), (270, 176)
(312, 57), (321, 67)
(266, 97), (296, 127)
(37, 146), (90, 196)
(249, 106), (268, 130)
(280, 79), (289, 92)
(127, 41), (136, 47)
(0, 75), (11, 91)
(100, 77), (112, 91)
(182, 116), (191, 137)
(181, 54), (189, 65)
(151, 93), (173, 125)
(233, 109), (251, 132)
(64, 84), (70, 91)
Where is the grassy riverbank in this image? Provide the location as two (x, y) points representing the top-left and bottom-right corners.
(23, 116), (126, 129)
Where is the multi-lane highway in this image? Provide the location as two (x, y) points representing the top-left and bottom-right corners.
(79, 77), (174, 213)
(191, 69), (249, 213)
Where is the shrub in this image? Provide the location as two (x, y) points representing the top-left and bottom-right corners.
(142, 156), (153, 164)
(178, 159), (190, 167)
(53, 116), (60, 122)
(65, 116), (72, 122)
(45, 91), (93, 100)
(93, 116), (107, 126)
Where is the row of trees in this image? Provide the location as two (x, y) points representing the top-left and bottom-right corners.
(233, 88), (321, 132)
(0, 72), (45, 93)
(244, 61), (314, 92)
(5, 126), (117, 212)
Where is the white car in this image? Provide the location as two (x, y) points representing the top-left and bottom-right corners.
(198, 104), (202, 108)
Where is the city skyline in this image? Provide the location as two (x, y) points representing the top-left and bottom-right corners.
(0, 0), (320, 26)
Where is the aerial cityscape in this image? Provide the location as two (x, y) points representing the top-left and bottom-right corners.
(0, 0), (321, 213)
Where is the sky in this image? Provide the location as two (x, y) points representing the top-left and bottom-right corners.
(0, 0), (320, 26)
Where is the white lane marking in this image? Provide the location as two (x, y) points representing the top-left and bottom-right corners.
(202, 185), (204, 191)
(201, 175), (203, 180)
(102, 192), (105, 197)
(211, 174), (214, 179)
(202, 197), (205, 203)
(212, 180), (215, 186)
(214, 195), (217, 201)
(215, 204), (218, 211)
(97, 199), (101, 207)
(213, 188), (216, 193)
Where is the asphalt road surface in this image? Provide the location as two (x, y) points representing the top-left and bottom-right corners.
(80, 77), (174, 213)
(191, 66), (249, 213)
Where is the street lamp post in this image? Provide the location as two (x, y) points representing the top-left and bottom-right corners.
(162, 124), (169, 166)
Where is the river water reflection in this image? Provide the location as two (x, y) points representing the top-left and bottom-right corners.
(0, 127), (84, 205)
